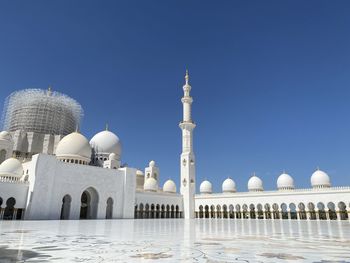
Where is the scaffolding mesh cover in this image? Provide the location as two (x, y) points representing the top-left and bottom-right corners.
(1, 89), (83, 136)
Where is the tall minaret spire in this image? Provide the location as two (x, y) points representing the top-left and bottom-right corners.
(179, 70), (196, 219)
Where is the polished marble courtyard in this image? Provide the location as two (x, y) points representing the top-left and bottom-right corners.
(0, 219), (349, 262)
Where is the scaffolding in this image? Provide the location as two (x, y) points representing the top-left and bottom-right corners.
(1, 88), (83, 136)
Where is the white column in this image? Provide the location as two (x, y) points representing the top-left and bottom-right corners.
(315, 209), (320, 220)
(336, 211), (341, 221)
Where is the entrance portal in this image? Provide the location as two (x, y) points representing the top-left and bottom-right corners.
(80, 187), (99, 219)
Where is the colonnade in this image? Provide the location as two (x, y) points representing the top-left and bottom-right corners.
(196, 202), (350, 221)
(134, 203), (182, 219)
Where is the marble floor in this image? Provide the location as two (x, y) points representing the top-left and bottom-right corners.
(0, 219), (349, 262)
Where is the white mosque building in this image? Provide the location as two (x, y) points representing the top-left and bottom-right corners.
(0, 72), (349, 221)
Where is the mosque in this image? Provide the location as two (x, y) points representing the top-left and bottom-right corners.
(0, 72), (349, 221)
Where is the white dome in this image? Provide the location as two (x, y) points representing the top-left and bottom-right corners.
(311, 169), (331, 188)
(144, 177), (158, 192)
(90, 130), (122, 159)
(56, 132), (92, 162)
(0, 131), (12, 141)
(248, 175), (263, 191)
(163, 179), (177, 193)
(0, 158), (23, 178)
(200, 180), (212, 194)
(149, 160), (156, 167)
(222, 178), (236, 193)
(277, 173), (295, 190)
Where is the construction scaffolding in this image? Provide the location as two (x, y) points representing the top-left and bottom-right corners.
(1, 88), (83, 136)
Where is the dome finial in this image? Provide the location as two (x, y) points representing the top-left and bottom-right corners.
(105, 123), (109, 131)
(75, 124), (79, 133)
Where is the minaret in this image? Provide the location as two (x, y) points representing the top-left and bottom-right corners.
(179, 70), (196, 219)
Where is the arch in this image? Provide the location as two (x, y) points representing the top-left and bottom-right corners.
(80, 187), (99, 219)
(216, 205), (222, 218)
(156, 204), (160, 219)
(327, 202), (337, 220)
(338, 202), (348, 220)
(175, 205), (180, 218)
(257, 204), (263, 219)
(242, 204), (248, 219)
(199, 205), (204, 218)
(222, 205), (228, 218)
(249, 204), (256, 219)
(151, 204), (155, 218)
(235, 204), (241, 219)
(307, 202), (316, 220)
(3, 197), (16, 220)
(281, 203), (288, 219)
(288, 203), (297, 219)
(210, 205), (215, 218)
(229, 204), (234, 219)
(106, 197), (113, 219)
(60, 194), (72, 220)
(171, 205), (175, 218)
(145, 204), (150, 219)
(264, 203), (271, 219)
(298, 203), (306, 220)
(317, 202), (326, 220)
(0, 149), (6, 164)
(272, 203), (279, 219)
(161, 205), (165, 218)
(166, 205), (170, 218)
(139, 203), (144, 219)
(204, 205), (209, 218)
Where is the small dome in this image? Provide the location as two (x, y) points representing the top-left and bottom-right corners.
(311, 169), (331, 188)
(277, 173), (295, 190)
(200, 180), (212, 194)
(149, 160), (156, 167)
(222, 178), (236, 193)
(136, 170), (144, 176)
(0, 158), (23, 178)
(109, 153), (117, 160)
(0, 131), (12, 141)
(144, 177), (158, 192)
(56, 132), (92, 162)
(248, 174), (263, 191)
(90, 130), (122, 159)
(163, 179), (176, 193)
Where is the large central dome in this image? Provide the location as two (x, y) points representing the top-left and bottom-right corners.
(90, 130), (122, 159)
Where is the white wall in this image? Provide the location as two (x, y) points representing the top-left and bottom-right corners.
(0, 180), (29, 209)
(24, 154), (136, 220)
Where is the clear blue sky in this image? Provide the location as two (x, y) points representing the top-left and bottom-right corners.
(1, 1), (350, 192)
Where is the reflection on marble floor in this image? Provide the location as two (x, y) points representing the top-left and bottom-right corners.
(0, 219), (349, 262)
